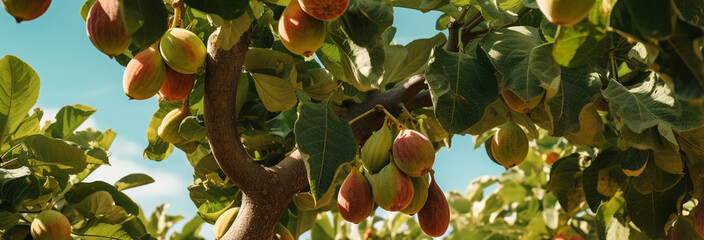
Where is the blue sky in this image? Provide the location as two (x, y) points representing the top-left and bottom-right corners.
(0, 2), (504, 238)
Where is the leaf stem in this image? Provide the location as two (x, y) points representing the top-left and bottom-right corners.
(347, 108), (377, 125)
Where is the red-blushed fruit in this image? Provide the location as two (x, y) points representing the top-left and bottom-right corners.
(297, 0), (349, 20)
(491, 120), (528, 169)
(417, 174), (449, 237)
(123, 47), (166, 100)
(86, 0), (130, 57)
(401, 174), (430, 215)
(30, 210), (71, 240)
(371, 162), (414, 211)
(552, 234), (567, 240)
(213, 207), (239, 240)
(501, 88), (542, 113)
(2, 0), (51, 23)
(392, 129), (436, 177)
(542, 152), (559, 165)
(361, 125), (393, 174)
(278, 0), (326, 57)
(159, 28), (207, 74)
(159, 66), (195, 102)
(536, 0), (596, 27)
(692, 201), (704, 238)
(363, 228), (373, 240)
(158, 105), (191, 144)
(337, 165), (374, 224)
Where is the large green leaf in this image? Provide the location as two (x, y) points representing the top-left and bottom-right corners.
(625, 176), (685, 239)
(120, 0), (168, 48)
(72, 221), (133, 240)
(184, 0), (247, 20)
(545, 65), (602, 136)
(23, 134), (107, 172)
(65, 181), (140, 215)
(0, 55), (40, 143)
(470, 0), (517, 27)
(552, 21), (609, 68)
(45, 104), (96, 139)
(294, 99), (357, 200)
(546, 154), (584, 215)
(0, 167), (39, 211)
(582, 149), (625, 212)
(114, 173), (155, 191)
(426, 47), (498, 134)
(611, 0), (677, 42)
(382, 33), (446, 86)
(340, 0), (394, 48)
(595, 195), (625, 240)
(654, 19), (704, 100)
(318, 26), (386, 92)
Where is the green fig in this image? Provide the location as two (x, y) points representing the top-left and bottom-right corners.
(361, 125), (393, 174)
(278, 0), (326, 57)
(491, 120), (528, 168)
(86, 0), (130, 57)
(158, 106), (190, 144)
(392, 129), (435, 177)
(30, 210), (71, 240)
(297, 0), (349, 20)
(401, 174), (430, 215)
(536, 0), (596, 27)
(501, 88), (542, 113)
(159, 28), (207, 74)
(123, 47), (166, 100)
(372, 162), (414, 211)
(213, 207), (239, 240)
(2, 0), (50, 23)
(159, 66), (195, 102)
(417, 174), (449, 237)
(337, 165), (374, 224)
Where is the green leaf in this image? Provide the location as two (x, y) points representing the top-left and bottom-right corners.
(251, 71), (299, 112)
(169, 215), (206, 239)
(552, 21), (609, 67)
(120, 0), (168, 48)
(80, 0), (98, 21)
(545, 65), (602, 136)
(311, 213), (335, 240)
(611, 0), (677, 41)
(0, 167), (39, 211)
(470, 0), (517, 27)
(381, 33), (446, 86)
(0, 55), (40, 143)
(654, 19), (704, 100)
(564, 103), (606, 146)
(45, 104), (96, 139)
(72, 221), (132, 240)
(294, 99), (357, 200)
(582, 149), (625, 212)
(632, 155), (682, 193)
(23, 134), (105, 172)
(595, 195), (625, 240)
(178, 116), (206, 142)
(625, 176), (685, 239)
(184, 0), (247, 20)
(546, 154), (584, 215)
(73, 191), (129, 223)
(340, 0), (394, 48)
(144, 102), (178, 161)
(426, 47), (498, 134)
(114, 173), (155, 191)
(318, 27), (386, 92)
(65, 181), (140, 215)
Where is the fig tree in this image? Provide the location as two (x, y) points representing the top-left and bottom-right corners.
(159, 28), (207, 74)
(30, 210), (71, 240)
(2, 0), (51, 23)
(278, 0), (326, 57)
(86, 0), (130, 57)
(297, 0), (349, 20)
(123, 47), (166, 100)
(536, 0), (596, 27)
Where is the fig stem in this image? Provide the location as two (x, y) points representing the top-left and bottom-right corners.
(376, 105), (403, 128)
(171, 2), (182, 29)
(348, 108), (377, 125)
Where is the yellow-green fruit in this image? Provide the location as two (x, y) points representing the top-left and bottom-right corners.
(160, 28), (207, 74)
(372, 162), (414, 211)
(274, 222), (294, 240)
(401, 174), (430, 215)
(361, 126), (393, 174)
(337, 165), (374, 224)
(278, 0), (326, 57)
(86, 0), (130, 57)
(392, 129), (436, 177)
(297, 0), (349, 20)
(123, 47), (166, 100)
(491, 120), (528, 168)
(536, 0), (596, 27)
(213, 207), (240, 240)
(158, 106), (190, 144)
(501, 88), (541, 113)
(2, 0), (51, 23)
(30, 210), (71, 240)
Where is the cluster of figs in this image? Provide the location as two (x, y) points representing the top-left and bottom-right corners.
(337, 125), (450, 237)
(279, 0), (349, 56)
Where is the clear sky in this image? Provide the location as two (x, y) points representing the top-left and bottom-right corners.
(0, 2), (504, 239)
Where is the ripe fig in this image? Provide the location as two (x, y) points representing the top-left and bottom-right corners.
(123, 47), (165, 100)
(392, 129), (435, 177)
(361, 125), (393, 174)
(401, 174), (430, 215)
(417, 174), (449, 237)
(536, 0), (596, 27)
(86, 0), (130, 57)
(158, 105), (190, 144)
(274, 222), (294, 240)
(213, 207), (239, 240)
(491, 120), (528, 168)
(542, 152), (559, 165)
(160, 28), (207, 74)
(278, 0), (326, 57)
(297, 0), (349, 20)
(693, 201), (704, 238)
(2, 0), (50, 23)
(501, 88), (541, 113)
(30, 210), (71, 240)
(159, 66), (195, 102)
(337, 165), (374, 224)
(371, 162), (414, 211)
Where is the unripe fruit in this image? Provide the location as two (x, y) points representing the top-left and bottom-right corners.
(158, 106), (190, 144)
(159, 66), (195, 102)
(417, 174), (449, 237)
(542, 152), (559, 165)
(491, 120), (528, 168)
(274, 222), (294, 240)
(30, 210), (71, 240)
(392, 129), (435, 177)
(501, 88), (541, 113)
(159, 28), (207, 74)
(278, 0), (326, 57)
(2, 0), (50, 23)
(86, 0), (130, 57)
(213, 207), (239, 240)
(297, 0), (349, 20)
(337, 165), (374, 224)
(401, 174), (430, 215)
(361, 125), (393, 174)
(371, 162), (414, 211)
(536, 0), (596, 27)
(123, 47), (166, 100)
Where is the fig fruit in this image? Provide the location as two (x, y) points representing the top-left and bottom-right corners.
(536, 0), (596, 27)
(278, 0), (326, 57)
(158, 105), (190, 144)
(337, 165), (374, 224)
(392, 129), (435, 177)
(159, 66), (195, 102)
(542, 152), (559, 165)
(2, 0), (51, 23)
(297, 0), (349, 20)
(417, 174), (449, 237)
(401, 174), (430, 215)
(159, 28), (207, 74)
(86, 0), (130, 57)
(361, 125), (393, 174)
(213, 207), (239, 240)
(693, 201), (704, 238)
(501, 88), (541, 113)
(371, 162), (414, 211)
(30, 210), (71, 240)
(491, 120), (528, 168)
(123, 47), (165, 100)
(274, 222), (294, 240)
